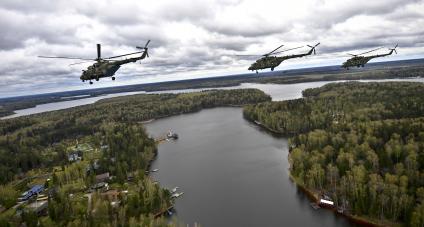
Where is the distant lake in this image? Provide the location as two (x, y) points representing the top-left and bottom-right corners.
(2, 78), (424, 119)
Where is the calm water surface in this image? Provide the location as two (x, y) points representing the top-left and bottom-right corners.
(145, 108), (354, 227)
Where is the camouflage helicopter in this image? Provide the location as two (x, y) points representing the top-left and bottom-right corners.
(39, 40), (151, 84)
(238, 43), (320, 73)
(342, 44), (398, 70)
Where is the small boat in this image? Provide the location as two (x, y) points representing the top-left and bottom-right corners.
(171, 187), (179, 193)
(167, 130), (179, 139)
(151, 169), (159, 172)
(171, 192), (184, 199)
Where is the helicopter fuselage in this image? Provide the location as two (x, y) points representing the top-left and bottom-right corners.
(80, 53), (147, 82)
(248, 48), (314, 72)
(342, 50), (395, 69)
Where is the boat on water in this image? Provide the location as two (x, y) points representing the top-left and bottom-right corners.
(171, 187), (179, 193)
(171, 192), (184, 199)
(167, 130), (179, 139)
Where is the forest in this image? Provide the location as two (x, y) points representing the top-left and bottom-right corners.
(243, 82), (424, 226)
(0, 89), (270, 226)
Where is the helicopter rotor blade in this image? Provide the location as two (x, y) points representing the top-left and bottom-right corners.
(137, 40), (151, 50)
(69, 60), (95, 66)
(105, 51), (144, 59)
(234, 54), (263, 57)
(38, 56), (95, 61)
(264, 44), (284, 56)
(357, 47), (384, 56)
(269, 46), (304, 55)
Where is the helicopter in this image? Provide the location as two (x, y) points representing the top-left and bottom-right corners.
(38, 40), (151, 84)
(342, 44), (398, 70)
(237, 43), (320, 73)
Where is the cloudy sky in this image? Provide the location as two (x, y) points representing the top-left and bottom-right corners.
(1, 0), (423, 98)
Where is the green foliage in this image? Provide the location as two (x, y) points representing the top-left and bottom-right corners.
(0, 89), (270, 184)
(0, 185), (19, 209)
(0, 89), (269, 226)
(245, 82), (424, 225)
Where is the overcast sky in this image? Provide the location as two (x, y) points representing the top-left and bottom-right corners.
(0, 0), (423, 98)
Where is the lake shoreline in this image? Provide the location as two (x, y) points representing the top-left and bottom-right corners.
(246, 116), (400, 227)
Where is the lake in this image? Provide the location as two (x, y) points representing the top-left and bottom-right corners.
(145, 107), (353, 226)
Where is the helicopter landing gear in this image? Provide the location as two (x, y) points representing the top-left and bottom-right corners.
(112, 77), (115, 81)
(89, 81), (93, 85)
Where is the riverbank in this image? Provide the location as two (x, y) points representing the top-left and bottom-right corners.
(246, 116), (399, 227)
(288, 173), (399, 227)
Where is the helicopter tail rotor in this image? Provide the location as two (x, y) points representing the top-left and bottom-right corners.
(390, 44), (398, 54)
(136, 40), (151, 57)
(307, 42), (320, 54)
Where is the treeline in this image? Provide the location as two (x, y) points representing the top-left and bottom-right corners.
(243, 82), (424, 226)
(0, 89), (270, 184)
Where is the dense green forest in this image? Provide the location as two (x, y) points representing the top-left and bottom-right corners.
(244, 82), (424, 226)
(0, 89), (270, 226)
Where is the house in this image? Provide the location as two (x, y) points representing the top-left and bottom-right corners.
(91, 182), (109, 191)
(68, 151), (83, 162)
(319, 199), (335, 208)
(19, 185), (44, 202)
(95, 172), (110, 183)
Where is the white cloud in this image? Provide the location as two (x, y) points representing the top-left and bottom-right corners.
(0, 0), (423, 97)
